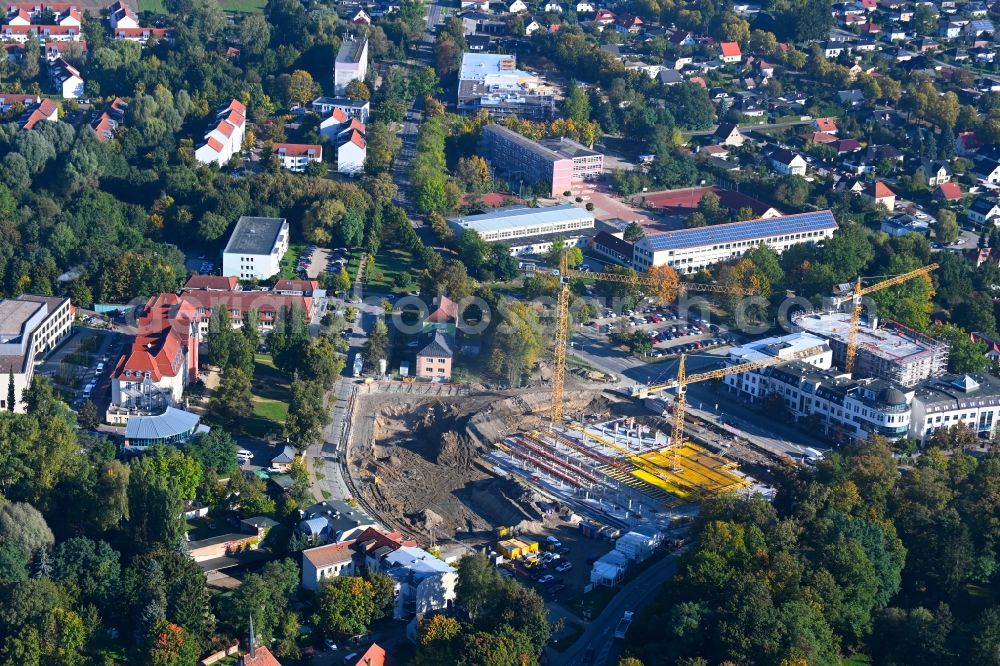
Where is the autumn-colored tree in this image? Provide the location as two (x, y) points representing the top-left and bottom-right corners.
(645, 265), (680, 302)
(420, 614), (462, 646)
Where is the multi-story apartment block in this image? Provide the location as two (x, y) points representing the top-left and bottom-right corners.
(481, 124), (603, 196)
(334, 36), (368, 94)
(221, 216), (288, 281)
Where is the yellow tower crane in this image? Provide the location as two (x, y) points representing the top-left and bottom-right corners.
(630, 344), (828, 449)
(547, 253), (757, 422)
(834, 263), (938, 374)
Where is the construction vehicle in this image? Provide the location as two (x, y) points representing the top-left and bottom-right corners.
(543, 253), (758, 423)
(832, 263), (938, 374)
(614, 611), (634, 639)
(630, 344), (828, 455)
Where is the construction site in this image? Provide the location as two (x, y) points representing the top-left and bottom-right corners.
(338, 262), (942, 550)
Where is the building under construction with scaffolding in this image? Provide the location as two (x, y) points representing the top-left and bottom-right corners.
(488, 419), (752, 524)
(793, 311), (948, 387)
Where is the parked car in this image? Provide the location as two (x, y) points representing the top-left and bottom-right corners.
(536, 574), (555, 584)
(555, 561), (573, 572)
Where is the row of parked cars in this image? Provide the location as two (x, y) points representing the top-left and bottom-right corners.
(648, 336), (728, 358)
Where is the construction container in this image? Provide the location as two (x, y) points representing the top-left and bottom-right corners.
(579, 521), (598, 538)
(497, 538), (538, 560)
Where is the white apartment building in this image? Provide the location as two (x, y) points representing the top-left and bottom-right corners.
(194, 99), (246, 166)
(336, 122), (366, 175)
(221, 216), (289, 280)
(50, 56), (83, 98)
(910, 373), (1000, 444)
(0, 295), (73, 413)
(447, 204), (595, 243)
(301, 541), (357, 592)
(380, 546), (457, 618)
(334, 36), (368, 94)
(272, 143), (322, 173)
(633, 210), (838, 273)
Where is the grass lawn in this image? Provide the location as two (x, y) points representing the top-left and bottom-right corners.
(245, 354), (290, 439)
(346, 248), (365, 285)
(365, 247), (416, 292)
(278, 243), (307, 280)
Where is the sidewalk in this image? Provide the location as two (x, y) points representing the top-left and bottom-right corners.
(307, 377), (356, 502)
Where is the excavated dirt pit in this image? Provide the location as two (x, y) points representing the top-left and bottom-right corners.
(348, 389), (620, 540)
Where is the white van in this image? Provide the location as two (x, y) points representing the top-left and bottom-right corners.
(95, 362), (104, 372)
(236, 449), (253, 463)
(82, 383), (95, 399)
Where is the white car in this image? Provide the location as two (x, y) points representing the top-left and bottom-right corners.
(555, 561), (573, 572)
(537, 574), (555, 584)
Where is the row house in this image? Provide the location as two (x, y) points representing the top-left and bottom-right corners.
(113, 27), (173, 44)
(1, 23), (80, 42)
(44, 38), (85, 60)
(49, 55), (82, 98)
(336, 118), (366, 175)
(272, 143), (322, 173)
(5, 3), (79, 25)
(20, 96), (57, 129)
(194, 98), (246, 166)
(92, 96), (126, 141)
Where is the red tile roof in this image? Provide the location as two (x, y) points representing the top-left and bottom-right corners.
(302, 539), (356, 568)
(426, 295), (458, 323)
(353, 527), (417, 554)
(114, 293), (198, 382)
(273, 143), (322, 158)
(178, 292), (313, 323)
(205, 136), (225, 152)
(273, 279), (318, 293)
(22, 98), (58, 130)
(330, 107), (348, 123)
(345, 129), (366, 149)
(241, 646), (282, 666)
(348, 644), (386, 666)
(213, 120), (235, 138)
(814, 117), (838, 132)
(935, 182), (963, 200)
(720, 41), (741, 58)
(183, 275), (238, 291)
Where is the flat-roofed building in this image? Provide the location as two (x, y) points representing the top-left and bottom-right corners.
(481, 124), (604, 196)
(221, 216), (289, 280)
(0, 295), (73, 413)
(457, 53), (557, 119)
(911, 373), (1000, 443)
(632, 210), (838, 273)
(447, 204), (594, 243)
(793, 311), (948, 386)
(726, 359), (914, 442)
(334, 36), (368, 94)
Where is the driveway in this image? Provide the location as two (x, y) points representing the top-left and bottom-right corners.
(547, 548), (685, 666)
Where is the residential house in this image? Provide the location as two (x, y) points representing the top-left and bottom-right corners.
(416, 329), (453, 381)
(766, 146), (807, 176)
(835, 138), (861, 154)
(379, 546), (458, 618)
(859, 180), (897, 210)
(974, 157), (1000, 185)
(113, 27), (174, 44)
(713, 123), (746, 147)
(917, 159), (951, 186)
(272, 143), (322, 173)
(297, 500), (380, 545)
(301, 540), (357, 591)
(813, 117), (838, 134)
(194, 98), (246, 166)
(669, 28), (694, 45)
(934, 182), (963, 202)
(0, 92), (39, 112)
(20, 97), (58, 129)
(346, 645), (386, 666)
(44, 39), (86, 61)
(719, 41), (742, 63)
(337, 121), (367, 175)
(659, 68), (683, 85)
(91, 96), (126, 141)
(507, 0), (528, 12)
(969, 197), (1000, 224)
(614, 14), (642, 33)
(575, 0), (594, 11)
(107, 0), (138, 29)
(49, 56), (82, 98)
(838, 89), (865, 105)
(271, 444), (297, 472)
(318, 107), (349, 139)
(467, 34), (490, 51)
(543, 1), (563, 11)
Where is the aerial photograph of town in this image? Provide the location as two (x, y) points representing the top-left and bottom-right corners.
(5, 0), (1000, 662)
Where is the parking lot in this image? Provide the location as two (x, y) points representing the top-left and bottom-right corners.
(296, 245), (350, 282)
(582, 304), (732, 357)
(36, 325), (126, 414)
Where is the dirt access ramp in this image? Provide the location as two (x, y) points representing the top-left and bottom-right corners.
(346, 388), (607, 541)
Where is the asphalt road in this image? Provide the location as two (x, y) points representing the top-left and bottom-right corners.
(549, 549), (684, 666)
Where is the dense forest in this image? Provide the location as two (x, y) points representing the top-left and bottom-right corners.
(628, 431), (1000, 665)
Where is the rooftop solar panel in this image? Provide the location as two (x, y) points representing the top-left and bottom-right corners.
(644, 210), (837, 252)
